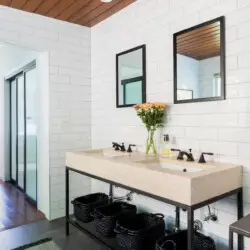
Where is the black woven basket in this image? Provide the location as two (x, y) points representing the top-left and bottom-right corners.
(71, 193), (109, 223)
(91, 202), (137, 237)
(114, 213), (165, 250)
(155, 230), (216, 250)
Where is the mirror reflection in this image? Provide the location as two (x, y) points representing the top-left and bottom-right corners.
(174, 17), (225, 103)
(116, 45), (146, 107)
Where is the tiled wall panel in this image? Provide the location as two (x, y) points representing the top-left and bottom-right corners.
(91, 0), (250, 248)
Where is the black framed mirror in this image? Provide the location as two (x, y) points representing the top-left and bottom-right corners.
(174, 16), (225, 104)
(116, 45), (146, 108)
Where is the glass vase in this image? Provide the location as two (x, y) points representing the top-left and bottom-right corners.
(146, 128), (157, 155)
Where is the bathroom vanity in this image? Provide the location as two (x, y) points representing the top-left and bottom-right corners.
(65, 148), (243, 250)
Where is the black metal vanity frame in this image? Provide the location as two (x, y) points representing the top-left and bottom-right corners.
(65, 166), (243, 250)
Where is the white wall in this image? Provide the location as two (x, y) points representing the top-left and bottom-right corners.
(36, 52), (50, 219)
(91, 0), (250, 248)
(177, 54), (199, 98)
(177, 55), (221, 99)
(0, 5), (92, 220)
(199, 56), (221, 98)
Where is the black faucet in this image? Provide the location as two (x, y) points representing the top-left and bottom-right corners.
(198, 152), (214, 163)
(171, 149), (182, 160)
(181, 149), (195, 162)
(127, 144), (136, 153)
(171, 148), (194, 162)
(112, 142), (126, 152)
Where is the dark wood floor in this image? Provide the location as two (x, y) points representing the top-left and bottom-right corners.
(0, 180), (102, 249)
(0, 218), (104, 250)
(0, 180), (45, 231)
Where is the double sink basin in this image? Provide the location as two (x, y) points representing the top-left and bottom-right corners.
(66, 148), (242, 206)
(83, 148), (214, 173)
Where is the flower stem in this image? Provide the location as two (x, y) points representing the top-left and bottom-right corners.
(146, 128), (157, 155)
(146, 129), (150, 154)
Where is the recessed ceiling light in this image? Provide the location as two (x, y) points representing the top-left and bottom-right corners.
(101, 0), (112, 2)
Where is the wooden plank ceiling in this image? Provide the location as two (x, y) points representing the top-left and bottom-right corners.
(177, 22), (221, 60)
(0, 0), (136, 27)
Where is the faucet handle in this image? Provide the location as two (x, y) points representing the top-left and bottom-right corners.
(127, 144), (136, 153)
(171, 148), (183, 160)
(187, 149), (195, 162)
(171, 148), (180, 152)
(198, 152), (214, 163)
(121, 143), (126, 152)
(112, 142), (119, 151)
(112, 142), (123, 151)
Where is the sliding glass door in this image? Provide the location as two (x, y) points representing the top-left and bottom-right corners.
(25, 68), (37, 201)
(9, 62), (37, 204)
(17, 75), (25, 189)
(10, 79), (17, 182)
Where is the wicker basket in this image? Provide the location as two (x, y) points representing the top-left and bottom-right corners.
(115, 213), (165, 250)
(155, 230), (216, 250)
(91, 202), (137, 237)
(71, 193), (109, 223)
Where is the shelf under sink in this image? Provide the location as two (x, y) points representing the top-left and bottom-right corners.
(68, 216), (123, 250)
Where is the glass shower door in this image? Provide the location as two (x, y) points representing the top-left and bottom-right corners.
(9, 63), (37, 204)
(25, 67), (37, 201)
(17, 75), (25, 189)
(10, 80), (17, 182)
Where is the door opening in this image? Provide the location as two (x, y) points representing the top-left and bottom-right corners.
(8, 61), (37, 206)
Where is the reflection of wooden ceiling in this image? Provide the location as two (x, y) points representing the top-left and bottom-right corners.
(177, 22), (221, 60)
(0, 0), (136, 27)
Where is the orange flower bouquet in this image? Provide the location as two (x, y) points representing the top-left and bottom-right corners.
(134, 103), (167, 155)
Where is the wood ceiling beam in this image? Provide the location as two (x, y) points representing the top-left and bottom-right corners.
(176, 20), (221, 62)
(178, 48), (220, 57)
(179, 50), (220, 60)
(56, 0), (90, 21)
(177, 23), (219, 39)
(177, 33), (220, 47)
(10, 0), (28, 8)
(22, 0), (45, 13)
(0, 0), (136, 27)
(196, 52), (221, 60)
(0, 0), (11, 6)
(87, 0), (136, 27)
(177, 29), (220, 43)
(79, 0), (124, 26)
(177, 40), (220, 51)
(35, 0), (61, 15)
(46, 0), (76, 18)
(68, 0), (102, 23)
(178, 49), (220, 58)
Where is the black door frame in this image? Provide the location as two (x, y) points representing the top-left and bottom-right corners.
(7, 60), (37, 207)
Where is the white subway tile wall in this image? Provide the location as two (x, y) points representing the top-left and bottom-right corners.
(0, 5), (91, 219)
(91, 0), (250, 248)
(0, 0), (250, 248)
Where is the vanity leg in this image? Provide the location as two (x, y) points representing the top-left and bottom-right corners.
(65, 167), (69, 236)
(237, 188), (244, 250)
(229, 230), (234, 250)
(109, 184), (113, 203)
(175, 207), (180, 229)
(187, 206), (194, 250)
